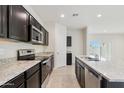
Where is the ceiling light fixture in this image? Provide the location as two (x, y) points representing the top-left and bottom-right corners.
(60, 14), (65, 18)
(97, 14), (102, 18)
(72, 13), (79, 17)
(104, 30), (107, 32)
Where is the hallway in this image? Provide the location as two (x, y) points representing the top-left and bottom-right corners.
(46, 65), (80, 88)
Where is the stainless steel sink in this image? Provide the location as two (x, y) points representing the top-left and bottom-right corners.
(84, 57), (100, 61)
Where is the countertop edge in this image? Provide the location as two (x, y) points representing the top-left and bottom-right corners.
(0, 53), (54, 86)
(76, 56), (124, 82)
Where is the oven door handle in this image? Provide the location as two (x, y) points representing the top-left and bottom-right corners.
(42, 60), (49, 64)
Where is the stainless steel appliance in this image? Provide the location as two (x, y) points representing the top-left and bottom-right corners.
(26, 64), (40, 88)
(17, 49), (35, 60)
(41, 57), (51, 88)
(85, 68), (101, 88)
(17, 49), (40, 88)
(31, 25), (44, 44)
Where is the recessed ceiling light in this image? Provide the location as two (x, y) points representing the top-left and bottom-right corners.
(97, 14), (102, 18)
(104, 30), (107, 32)
(60, 14), (65, 18)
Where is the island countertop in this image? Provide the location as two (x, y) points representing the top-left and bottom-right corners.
(76, 55), (124, 82)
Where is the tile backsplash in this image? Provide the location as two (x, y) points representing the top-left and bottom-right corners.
(0, 38), (46, 59)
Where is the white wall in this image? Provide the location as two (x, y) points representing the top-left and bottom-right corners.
(43, 22), (55, 52)
(54, 23), (67, 68)
(0, 39), (45, 59)
(44, 22), (67, 69)
(87, 34), (124, 62)
(0, 6), (46, 59)
(67, 27), (87, 64)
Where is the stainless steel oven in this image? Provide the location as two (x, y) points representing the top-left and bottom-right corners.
(17, 49), (35, 60)
(31, 25), (44, 44)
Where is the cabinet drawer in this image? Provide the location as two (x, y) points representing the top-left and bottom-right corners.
(1, 73), (24, 88)
(26, 63), (40, 78)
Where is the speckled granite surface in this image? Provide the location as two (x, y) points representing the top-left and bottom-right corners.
(76, 55), (124, 82)
(0, 52), (53, 86)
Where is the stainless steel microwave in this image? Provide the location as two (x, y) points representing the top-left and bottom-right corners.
(30, 25), (44, 44)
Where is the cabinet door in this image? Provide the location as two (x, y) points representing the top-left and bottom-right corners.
(18, 83), (25, 88)
(80, 66), (85, 88)
(76, 62), (81, 83)
(66, 53), (72, 65)
(42, 27), (49, 45)
(51, 55), (54, 71)
(30, 15), (41, 30)
(45, 31), (49, 45)
(42, 27), (46, 45)
(0, 5), (8, 38)
(9, 5), (29, 41)
(26, 70), (40, 88)
(0, 6), (2, 37)
(1, 73), (25, 88)
(67, 36), (72, 46)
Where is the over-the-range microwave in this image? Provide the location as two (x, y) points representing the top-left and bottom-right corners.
(30, 25), (44, 44)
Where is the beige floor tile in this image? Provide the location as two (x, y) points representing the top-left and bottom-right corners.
(46, 65), (80, 88)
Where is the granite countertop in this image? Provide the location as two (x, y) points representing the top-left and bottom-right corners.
(0, 52), (54, 86)
(76, 55), (124, 82)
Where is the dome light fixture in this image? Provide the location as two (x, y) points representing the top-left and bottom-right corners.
(72, 13), (79, 17)
(97, 14), (102, 18)
(60, 14), (65, 18)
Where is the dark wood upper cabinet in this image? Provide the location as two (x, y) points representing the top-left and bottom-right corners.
(44, 30), (49, 45)
(0, 5), (49, 44)
(42, 27), (49, 45)
(30, 15), (41, 30)
(67, 36), (72, 47)
(9, 5), (29, 41)
(0, 5), (8, 38)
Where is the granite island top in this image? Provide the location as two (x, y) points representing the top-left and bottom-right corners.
(0, 52), (53, 86)
(76, 55), (124, 82)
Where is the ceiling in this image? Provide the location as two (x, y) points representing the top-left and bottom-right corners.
(31, 5), (124, 34)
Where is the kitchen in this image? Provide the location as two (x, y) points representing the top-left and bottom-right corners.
(0, 5), (124, 88)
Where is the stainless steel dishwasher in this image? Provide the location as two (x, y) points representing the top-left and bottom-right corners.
(41, 57), (51, 88)
(85, 68), (101, 88)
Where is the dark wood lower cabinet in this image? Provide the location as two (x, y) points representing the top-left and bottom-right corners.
(25, 63), (40, 88)
(26, 70), (40, 88)
(101, 78), (124, 88)
(75, 57), (124, 88)
(80, 65), (85, 88)
(18, 83), (25, 88)
(75, 58), (85, 88)
(1, 73), (25, 88)
(67, 53), (72, 65)
(51, 55), (54, 72)
(1, 55), (54, 88)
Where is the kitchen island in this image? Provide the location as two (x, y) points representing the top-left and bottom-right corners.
(75, 55), (124, 88)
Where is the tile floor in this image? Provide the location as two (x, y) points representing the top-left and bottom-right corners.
(46, 65), (80, 88)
